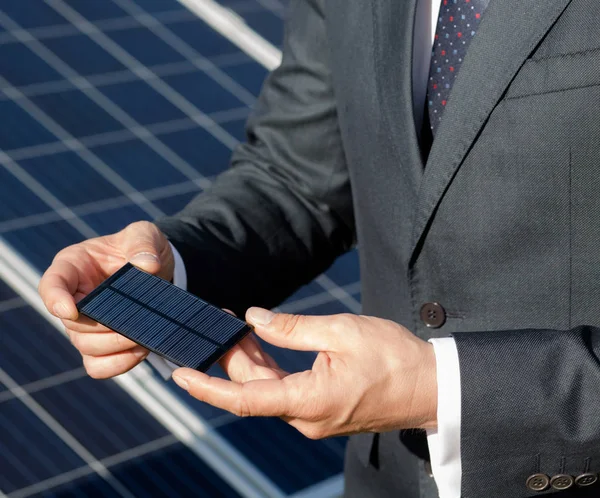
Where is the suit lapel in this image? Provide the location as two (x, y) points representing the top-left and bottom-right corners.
(409, 0), (574, 263)
(372, 0), (425, 183)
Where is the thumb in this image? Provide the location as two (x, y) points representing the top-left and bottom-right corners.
(246, 308), (339, 352)
(120, 221), (165, 274)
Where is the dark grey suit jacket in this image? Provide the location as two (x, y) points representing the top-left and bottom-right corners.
(156, 0), (600, 496)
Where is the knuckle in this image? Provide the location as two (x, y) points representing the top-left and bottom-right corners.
(279, 314), (303, 337)
(301, 426), (325, 440)
(128, 220), (158, 237)
(235, 385), (253, 417)
(331, 313), (358, 335)
(69, 332), (85, 352)
(112, 332), (128, 350)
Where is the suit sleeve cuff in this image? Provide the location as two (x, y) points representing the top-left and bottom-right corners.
(145, 242), (187, 379)
(426, 337), (462, 498)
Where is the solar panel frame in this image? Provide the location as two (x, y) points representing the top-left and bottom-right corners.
(77, 263), (253, 371)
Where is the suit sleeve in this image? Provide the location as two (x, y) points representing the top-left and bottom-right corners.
(154, 0), (354, 316)
(453, 327), (600, 497)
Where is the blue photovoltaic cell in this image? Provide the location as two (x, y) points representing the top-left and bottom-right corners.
(81, 204), (152, 235)
(218, 418), (346, 495)
(28, 443), (239, 498)
(62, 0), (129, 21)
(31, 376), (170, 459)
(78, 264), (251, 370)
(98, 78), (188, 125)
(111, 443), (239, 498)
(106, 26), (188, 66)
(125, 0), (187, 14)
(43, 33), (127, 76)
(90, 139), (191, 190)
(0, 43), (63, 87)
(3, 220), (85, 271)
(0, 306), (82, 385)
(168, 21), (240, 58)
(0, 280), (17, 301)
(159, 127), (233, 176)
(0, 398), (86, 493)
(0, 167), (52, 222)
(152, 190), (201, 216)
(30, 89), (125, 138)
(221, 117), (250, 142)
(19, 151), (124, 206)
(221, 61), (270, 96)
(0, 99), (56, 151)
(163, 71), (248, 113)
(0, 0), (68, 29)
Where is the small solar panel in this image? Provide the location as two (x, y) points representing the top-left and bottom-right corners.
(77, 263), (251, 371)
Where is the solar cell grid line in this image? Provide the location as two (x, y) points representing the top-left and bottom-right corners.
(0, 14), (216, 192)
(0, 151), (99, 240)
(0, 7), (198, 46)
(5, 104), (250, 164)
(0, 73), (167, 220)
(44, 0), (242, 151)
(112, 0), (258, 106)
(0, 368), (135, 498)
(78, 264), (252, 370)
(0, 54), (246, 101)
(0, 368), (87, 404)
(8, 435), (179, 498)
(0, 299), (236, 498)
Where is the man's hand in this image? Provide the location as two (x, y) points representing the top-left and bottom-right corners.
(172, 308), (438, 438)
(38, 221), (174, 379)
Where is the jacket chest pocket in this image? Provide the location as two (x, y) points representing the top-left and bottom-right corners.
(505, 49), (600, 100)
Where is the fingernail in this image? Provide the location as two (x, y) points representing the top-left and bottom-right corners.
(53, 302), (70, 319)
(132, 346), (148, 359)
(130, 252), (160, 266)
(172, 375), (189, 391)
(247, 307), (275, 326)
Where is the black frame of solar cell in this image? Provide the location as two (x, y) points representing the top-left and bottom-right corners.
(77, 263), (252, 371)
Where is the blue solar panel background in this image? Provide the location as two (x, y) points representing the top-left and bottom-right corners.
(0, 0), (359, 496)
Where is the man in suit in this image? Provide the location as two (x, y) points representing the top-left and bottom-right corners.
(39, 0), (600, 496)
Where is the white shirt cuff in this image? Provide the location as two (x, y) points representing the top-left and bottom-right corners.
(426, 337), (462, 498)
(145, 242), (187, 379)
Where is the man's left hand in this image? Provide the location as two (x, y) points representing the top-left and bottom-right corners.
(172, 308), (438, 439)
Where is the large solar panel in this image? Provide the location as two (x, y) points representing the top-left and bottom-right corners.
(78, 263), (251, 370)
(0, 0), (359, 496)
(0, 284), (239, 498)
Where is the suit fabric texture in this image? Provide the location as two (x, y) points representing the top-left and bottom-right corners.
(156, 0), (600, 496)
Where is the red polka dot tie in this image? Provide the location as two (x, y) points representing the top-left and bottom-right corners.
(428, 0), (491, 134)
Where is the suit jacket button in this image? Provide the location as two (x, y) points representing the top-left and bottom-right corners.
(575, 473), (598, 487)
(420, 302), (446, 328)
(526, 474), (550, 492)
(551, 475), (574, 490)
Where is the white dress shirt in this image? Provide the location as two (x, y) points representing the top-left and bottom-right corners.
(150, 2), (463, 496)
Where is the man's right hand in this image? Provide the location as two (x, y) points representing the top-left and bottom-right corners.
(39, 221), (175, 379)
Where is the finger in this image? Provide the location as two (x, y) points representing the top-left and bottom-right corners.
(219, 344), (284, 382)
(245, 308), (339, 352)
(173, 368), (304, 418)
(62, 315), (112, 334)
(82, 347), (148, 379)
(70, 329), (138, 356)
(120, 221), (165, 274)
(39, 260), (80, 320)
